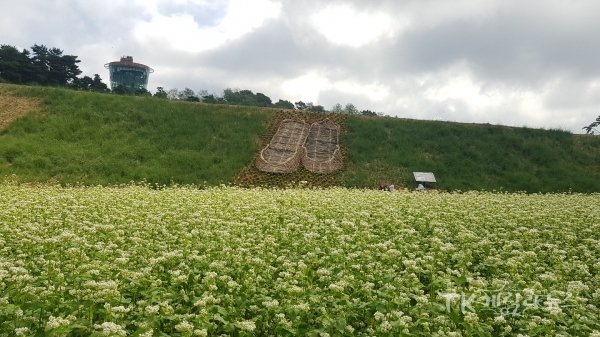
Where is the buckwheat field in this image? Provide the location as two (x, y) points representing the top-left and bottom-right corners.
(0, 183), (599, 336)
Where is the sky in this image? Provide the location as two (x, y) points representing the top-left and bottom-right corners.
(2, 0), (600, 133)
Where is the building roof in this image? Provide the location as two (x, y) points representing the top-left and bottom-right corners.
(104, 56), (154, 72)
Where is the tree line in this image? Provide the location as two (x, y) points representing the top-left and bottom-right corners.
(0, 43), (385, 116)
(155, 86), (384, 116)
(0, 44), (109, 92)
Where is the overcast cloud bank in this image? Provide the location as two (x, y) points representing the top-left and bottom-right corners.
(2, 0), (600, 133)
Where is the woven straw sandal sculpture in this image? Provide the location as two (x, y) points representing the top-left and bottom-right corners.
(255, 119), (309, 173)
(301, 120), (343, 174)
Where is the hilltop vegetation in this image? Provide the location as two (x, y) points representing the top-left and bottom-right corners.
(1, 83), (599, 192)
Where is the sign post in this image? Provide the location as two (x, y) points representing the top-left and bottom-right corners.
(413, 172), (436, 191)
(413, 172), (436, 183)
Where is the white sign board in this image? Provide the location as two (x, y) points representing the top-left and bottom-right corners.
(413, 172), (436, 183)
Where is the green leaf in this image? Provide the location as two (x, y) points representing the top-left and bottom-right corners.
(475, 328), (491, 337)
(451, 275), (467, 287)
(335, 317), (346, 333)
(216, 306), (228, 317)
(213, 313), (228, 324)
(447, 309), (463, 324)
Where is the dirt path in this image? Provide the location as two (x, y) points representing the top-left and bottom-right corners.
(0, 86), (40, 130)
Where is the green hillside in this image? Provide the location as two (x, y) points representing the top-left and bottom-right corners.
(343, 117), (600, 192)
(0, 84), (271, 186)
(1, 84), (599, 192)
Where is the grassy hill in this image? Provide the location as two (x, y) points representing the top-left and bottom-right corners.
(0, 84), (271, 186)
(342, 117), (600, 192)
(1, 83), (599, 192)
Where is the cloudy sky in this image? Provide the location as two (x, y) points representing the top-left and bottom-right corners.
(2, 0), (600, 133)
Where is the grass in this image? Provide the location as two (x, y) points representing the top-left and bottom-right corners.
(343, 116), (600, 192)
(1, 83), (599, 192)
(0, 84), (272, 186)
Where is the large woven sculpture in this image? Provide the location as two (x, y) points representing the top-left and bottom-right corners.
(301, 120), (343, 173)
(255, 119), (309, 173)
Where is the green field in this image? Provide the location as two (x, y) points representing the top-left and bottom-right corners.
(1, 83), (599, 192)
(0, 184), (599, 336)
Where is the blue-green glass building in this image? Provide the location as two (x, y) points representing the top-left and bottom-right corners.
(104, 56), (153, 91)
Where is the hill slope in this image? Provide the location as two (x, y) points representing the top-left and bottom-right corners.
(343, 116), (600, 192)
(0, 84), (271, 186)
(1, 84), (599, 192)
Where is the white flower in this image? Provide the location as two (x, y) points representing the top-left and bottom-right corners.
(567, 281), (589, 294)
(15, 327), (29, 336)
(263, 299), (279, 308)
(236, 320), (256, 332)
(378, 320), (392, 333)
(94, 322), (127, 336)
(112, 305), (130, 314)
(464, 312), (479, 323)
(145, 305), (160, 314)
(46, 315), (71, 329)
(193, 329), (208, 337)
(291, 302), (310, 311)
(139, 329), (153, 337)
(175, 320), (194, 334)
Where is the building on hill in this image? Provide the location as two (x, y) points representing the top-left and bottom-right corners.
(104, 56), (153, 91)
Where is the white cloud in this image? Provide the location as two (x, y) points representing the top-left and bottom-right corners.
(403, 0), (500, 29)
(311, 5), (394, 47)
(425, 75), (503, 111)
(282, 71), (390, 104)
(133, 0), (281, 52)
(282, 72), (330, 103)
(335, 81), (390, 101)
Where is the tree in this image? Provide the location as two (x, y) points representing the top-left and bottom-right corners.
(90, 74), (109, 92)
(154, 87), (168, 99)
(344, 103), (358, 115)
(256, 93), (272, 107)
(0, 45), (34, 84)
(167, 88), (179, 100)
(112, 85), (129, 95)
(178, 87), (197, 101)
(70, 75), (94, 91)
(30, 44), (81, 86)
(295, 101), (307, 110)
(273, 99), (294, 109)
(583, 115), (600, 135)
(223, 88), (259, 106)
(331, 103), (343, 113)
(197, 89), (209, 99)
(360, 110), (378, 116)
(201, 94), (218, 104)
(134, 88), (152, 96)
(306, 103), (326, 112)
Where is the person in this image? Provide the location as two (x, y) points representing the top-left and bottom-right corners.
(379, 182), (388, 191)
(388, 184), (395, 192)
(417, 183), (425, 192)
